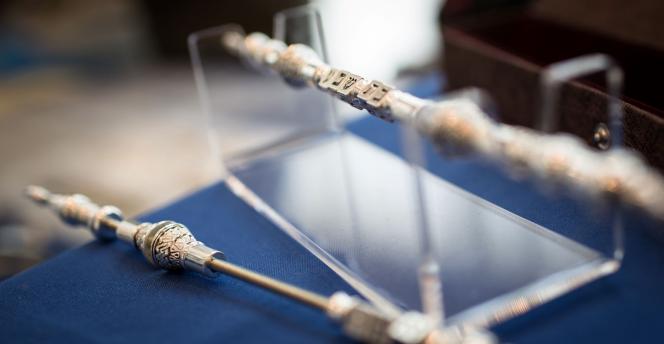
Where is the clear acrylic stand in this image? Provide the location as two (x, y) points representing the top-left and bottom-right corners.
(537, 54), (624, 267)
(395, 56), (625, 328)
(189, 6), (623, 332)
(189, 6), (403, 316)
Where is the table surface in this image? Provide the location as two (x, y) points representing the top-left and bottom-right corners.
(2, 75), (663, 343)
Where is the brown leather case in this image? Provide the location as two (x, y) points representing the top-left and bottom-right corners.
(441, 1), (664, 172)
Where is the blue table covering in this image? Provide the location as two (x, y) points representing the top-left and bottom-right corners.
(2, 75), (663, 343)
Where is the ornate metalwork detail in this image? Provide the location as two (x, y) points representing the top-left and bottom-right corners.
(357, 81), (393, 119)
(147, 221), (200, 271)
(318, 68), (366, 109)
(133, 223), (152, 250)
(275, 44), (323, 88)
(221, 28), (664, 221)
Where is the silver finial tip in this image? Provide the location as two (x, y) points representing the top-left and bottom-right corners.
(221, 30), (244, 54)
(25, 185), (51, 204)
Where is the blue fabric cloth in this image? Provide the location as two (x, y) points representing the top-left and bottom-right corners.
(0, 184), (357, 343)
(2, 74), (663, 343)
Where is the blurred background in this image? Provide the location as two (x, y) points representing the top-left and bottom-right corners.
(0, 0), (446, 279)
(6, 0), (659, 281)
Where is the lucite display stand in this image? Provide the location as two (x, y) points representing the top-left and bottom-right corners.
(188, 6), (623, 331)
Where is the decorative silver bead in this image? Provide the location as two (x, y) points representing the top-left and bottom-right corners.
(327, 292), (396, 344)
(133, 222), (151, 250)
(221, 30), (246, 57)
(138, 221), (224, 277)
(275, 43), (325, 88)
(53, 193), (123, 241)
(141, 221), (199, 270)
(90, 205), (123, 241)
(387, 312), (436, 344)
(327, 291), (359, 320)
(58, 194), (96, 226)
(244, 32), (270, 65)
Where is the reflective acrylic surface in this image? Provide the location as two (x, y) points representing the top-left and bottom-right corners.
(228, 133), (611, 325)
